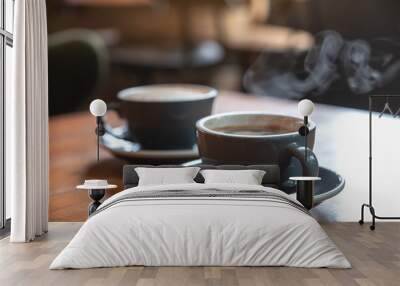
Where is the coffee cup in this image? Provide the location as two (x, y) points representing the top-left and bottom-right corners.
(105, 84), (218, 150)
(196, 112), (319, 189)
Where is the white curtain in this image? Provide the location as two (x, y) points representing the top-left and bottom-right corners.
(7, 0), (49, 242)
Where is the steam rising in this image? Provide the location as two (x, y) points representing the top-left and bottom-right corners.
(244, 30), (400, 98)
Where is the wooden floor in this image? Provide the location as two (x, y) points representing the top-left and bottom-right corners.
(1, 222), (400, 286)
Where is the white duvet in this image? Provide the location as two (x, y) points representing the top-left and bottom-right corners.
(50, 183), (350, 269)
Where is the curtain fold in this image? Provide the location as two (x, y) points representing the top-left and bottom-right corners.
(8, 0), (49, 242)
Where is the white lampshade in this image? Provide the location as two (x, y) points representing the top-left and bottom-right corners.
(89, 99), (107, 117)
(298, 99), (314, 116)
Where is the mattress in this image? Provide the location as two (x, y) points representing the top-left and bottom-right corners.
(50, 183), (350, 269)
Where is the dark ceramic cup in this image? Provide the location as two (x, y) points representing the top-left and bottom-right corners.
(196, 112), (319, 190)
(107, 84), (218, 150)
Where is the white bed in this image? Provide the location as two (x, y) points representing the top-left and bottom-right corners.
(50, 182), (350, 269)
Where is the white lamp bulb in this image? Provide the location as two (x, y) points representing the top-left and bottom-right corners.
(298, 99), (314, 117)
(90, 99), (107, 117)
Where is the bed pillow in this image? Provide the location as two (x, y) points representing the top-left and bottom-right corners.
(135, 167), (201, 186)
(200, 169), (266, 185)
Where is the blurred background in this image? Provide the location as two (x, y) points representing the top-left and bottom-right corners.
(47, 0), (400, 116)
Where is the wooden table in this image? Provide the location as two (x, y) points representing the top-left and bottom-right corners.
(64, 0), (230, 7)
(50, 91), (400, 222)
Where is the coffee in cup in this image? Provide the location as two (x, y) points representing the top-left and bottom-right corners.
(196, 112), (319, 190)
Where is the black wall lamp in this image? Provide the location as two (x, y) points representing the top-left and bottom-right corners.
(297, 99), (315, 169)
(89, 99), (107, 161)
(290, 99), (319, 210)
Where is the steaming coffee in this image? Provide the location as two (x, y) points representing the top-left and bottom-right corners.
(214, 124), (295, 136)
(106, 84), (218, 150)
(196, 112), (319, 191)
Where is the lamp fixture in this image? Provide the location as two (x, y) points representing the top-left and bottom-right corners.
(89, 99), (107, 161)
(297, 99), (314, 174)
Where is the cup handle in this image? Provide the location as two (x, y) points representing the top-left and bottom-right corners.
(288, 143), (319, 177)
(100, 102), (130, 140)
(283, 142), (319, 178)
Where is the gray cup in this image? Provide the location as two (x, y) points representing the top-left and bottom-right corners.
(105, 84), (218, 150)
(196, 112), (319, 191)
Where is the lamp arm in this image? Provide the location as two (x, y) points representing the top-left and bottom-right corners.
(95, 117), (105, 136)
(304, 116), (308, 165)
(95, 116), (106, 162)
(297, 116), (311, 174)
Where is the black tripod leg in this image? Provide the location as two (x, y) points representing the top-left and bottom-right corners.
(369, 206), (376, 231)
(359, 204), (365, 225)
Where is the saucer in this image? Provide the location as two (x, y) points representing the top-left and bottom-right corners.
(182, 159), (345, 205)
(100, 125), (199, 162)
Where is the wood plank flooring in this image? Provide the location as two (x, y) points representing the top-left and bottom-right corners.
(1, 222), (400, 286)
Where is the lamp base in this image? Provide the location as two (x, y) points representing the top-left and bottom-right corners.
(298, 125), (310, 136)
(296, 180), (314, 210)
(88, 189), (106, 215)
